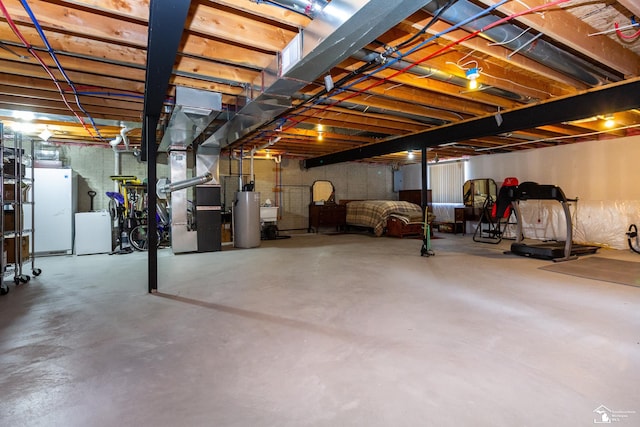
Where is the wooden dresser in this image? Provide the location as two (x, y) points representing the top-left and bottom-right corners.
(308, 203), (346, 232)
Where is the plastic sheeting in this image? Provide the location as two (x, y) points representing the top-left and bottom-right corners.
(509, 200), (638, 250)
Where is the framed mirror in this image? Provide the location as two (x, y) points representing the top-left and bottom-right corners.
(311, 180), (335, 204)
(463, 178), (497, 207)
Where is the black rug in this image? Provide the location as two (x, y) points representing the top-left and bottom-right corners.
(539, 257), (640, 287)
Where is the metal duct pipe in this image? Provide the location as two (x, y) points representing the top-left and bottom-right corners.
(423, 0), (620, 86)
(109, 136), (122, 192)
(263, 0), (329, 18)
(352, 49), (532, 102)
(158, 173), (213, 194)
(293, 93), (448, 126)
(203, 0), (436, 149)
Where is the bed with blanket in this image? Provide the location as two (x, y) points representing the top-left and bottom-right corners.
(344, 200), (426, 237)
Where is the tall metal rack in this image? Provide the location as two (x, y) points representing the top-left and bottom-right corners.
(1, 124), (41, 295)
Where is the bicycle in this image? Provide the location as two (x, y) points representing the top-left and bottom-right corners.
(129, 203), (171, 251)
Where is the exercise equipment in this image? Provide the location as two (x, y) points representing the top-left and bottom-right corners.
(473, 177), (519, 244)
(506, 181), (599, 261)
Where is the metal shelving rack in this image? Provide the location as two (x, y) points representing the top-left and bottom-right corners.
(1, 124), (41, 295)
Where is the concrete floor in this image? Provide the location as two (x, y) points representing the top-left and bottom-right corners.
(1, 232), (639, 426)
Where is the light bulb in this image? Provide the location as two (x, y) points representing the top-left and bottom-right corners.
(407, 150), (414, 159)
(604, 115), (615, 128)
(465, 67), (480, 90)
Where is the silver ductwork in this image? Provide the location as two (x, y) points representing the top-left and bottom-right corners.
(157, 86), (223, 253)
(157, 173), (213, 195)
(423, 0), (621, 86)
(159, 86), (223, 152)
(262, 0), (329, 18)
(203, 0), (436, 149)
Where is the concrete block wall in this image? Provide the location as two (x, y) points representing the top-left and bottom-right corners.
(219, 158), (396, 231)
(51, 144), (395, 231)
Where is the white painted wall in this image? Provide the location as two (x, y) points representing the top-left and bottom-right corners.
(466, 135), (640, 201)
(401, 134), (640, 249)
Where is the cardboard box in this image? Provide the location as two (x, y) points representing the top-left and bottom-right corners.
(221, 222), (232, 243)
(4, 235), (30, 264)
(3, 183), (15, 201)
(3, 207), (22, 231)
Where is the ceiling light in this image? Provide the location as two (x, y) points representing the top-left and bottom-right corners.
(407, 150), (414, 159)
(604, 115), (615, 128)
(39, 128), (53, 142)
(465, 67), (480, 90)
(318, 133), (323, 141)
(265, 149), (271, 159)
(317, 124), (324, 132)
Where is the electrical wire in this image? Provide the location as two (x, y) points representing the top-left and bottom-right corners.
(19, 0), (104, 140)
(75, 91), (145, 100)
(393, 0), (455, 51)
(614, 21), (640, 40)
(280, 0), (513, 132)
(299, 0), (571, 126)
(0, 0), (96, 138)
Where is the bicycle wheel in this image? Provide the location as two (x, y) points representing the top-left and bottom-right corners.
(129, 225), (161, 251)
(130, 225), (150, 251)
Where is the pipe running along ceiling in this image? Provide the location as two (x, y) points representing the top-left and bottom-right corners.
(0, 0), (638, 164)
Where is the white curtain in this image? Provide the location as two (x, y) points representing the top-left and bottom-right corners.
(430, 162), (465, 204)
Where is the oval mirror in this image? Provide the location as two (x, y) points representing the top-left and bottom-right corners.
(311, 180), (335, 204)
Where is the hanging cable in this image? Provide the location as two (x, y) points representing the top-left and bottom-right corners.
(614, 21), (640, 40)
(0, 0), (96, 138)
(393, 0), (455, 51)
(303, 0), (571, 124)
(281, 0), (514, 132)
(19, 0), (105, 140)
(277, 0), (513, 134)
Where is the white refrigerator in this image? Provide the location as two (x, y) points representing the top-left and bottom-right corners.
(24, 168), (77, 255)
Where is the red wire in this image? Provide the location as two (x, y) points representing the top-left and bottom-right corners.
(0, 0), (96, 138)
(285, 0), (570, 131)
(615, 22), (640, 40)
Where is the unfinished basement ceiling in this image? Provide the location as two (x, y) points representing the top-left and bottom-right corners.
(0, 0), (639, 165)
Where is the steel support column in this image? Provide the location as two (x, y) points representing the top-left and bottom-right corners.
(304, 78), (640, 168)
(142, 0), (191, 293)
(421, 147), (428, 220)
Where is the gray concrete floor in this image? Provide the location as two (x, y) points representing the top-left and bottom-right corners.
(1, 232), (639, 427)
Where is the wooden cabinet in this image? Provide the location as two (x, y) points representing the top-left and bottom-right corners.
(454, 207), (466, 234)
(308, 203), (346, 232)
(398, 189), (432, 211)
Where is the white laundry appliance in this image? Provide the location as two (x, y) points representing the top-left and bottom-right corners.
(24, 168), (77, 255)
(74, 211), (112, 255)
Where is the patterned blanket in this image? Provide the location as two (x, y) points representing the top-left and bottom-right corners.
(346, 200), (423, 236)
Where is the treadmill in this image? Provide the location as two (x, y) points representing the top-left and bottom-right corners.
(507, 182), (599, 262)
